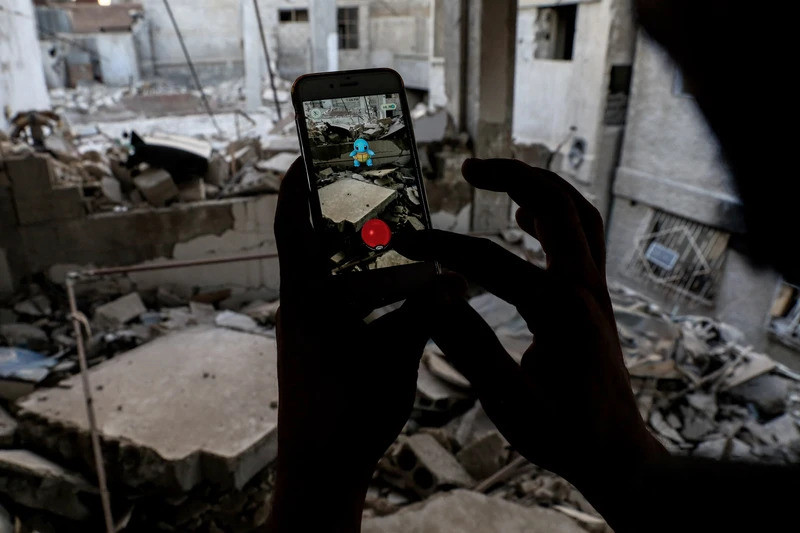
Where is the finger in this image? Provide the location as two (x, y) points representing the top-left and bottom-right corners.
(275, 157), (319, 286)
(462, 158), (604, 281)
(394, 230), (545, 310)
(430, 297), (532, 442)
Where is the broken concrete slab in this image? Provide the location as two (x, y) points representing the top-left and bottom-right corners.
(133, 168), (179, 207)
(362, 489), (587, 533)
(393, 433), (474, 498)
(255, 152), (298, 174)
(94, 292), (146, 327)
(318, 178), (398, 231)
(15, 326), (279, 492)
(0, 449), (96, 520)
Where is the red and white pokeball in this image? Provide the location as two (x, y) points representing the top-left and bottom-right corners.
(361, 218), (391, 250)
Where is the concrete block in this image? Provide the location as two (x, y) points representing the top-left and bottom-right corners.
(16, 327), (280, 492)
(362, 490), (587, 533)
(455, 431), (508, 480)
(0, 449), (96, 520)
(94, 292), (146, 327)
(5, 154), (53, 199)
(393, 433), (474, 497)
(318, 178), (398, 231)
(178, 178), (206, 202)
(134, 168), (179, 206)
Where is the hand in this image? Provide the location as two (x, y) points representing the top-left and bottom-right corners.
(395, 159), (667, 519)
(265, 158), (449, 532)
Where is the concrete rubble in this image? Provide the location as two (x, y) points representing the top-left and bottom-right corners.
(1, 268), (799, 530)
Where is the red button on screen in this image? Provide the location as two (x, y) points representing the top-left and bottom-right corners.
(361, 219), (391, 250)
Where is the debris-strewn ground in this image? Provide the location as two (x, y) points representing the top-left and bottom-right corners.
(3, 274), (798, 532)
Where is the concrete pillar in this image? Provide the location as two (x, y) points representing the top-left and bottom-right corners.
(443, 0), (467, 130)
(309, 0), (338, 73)
(242, 0), (262, 111)
(465, 0), (517, 232)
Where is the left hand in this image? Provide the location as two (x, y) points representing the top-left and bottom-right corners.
(264, 157), (451, 531)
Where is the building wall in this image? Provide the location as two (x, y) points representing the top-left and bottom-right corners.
(269, 0), (432, 88)
(605, 35), (799, 368)
(512, 0), (635, 215)
(0, 0), (50, 129)
(140, 0), (244, 82)
(612, 34), (741, 228)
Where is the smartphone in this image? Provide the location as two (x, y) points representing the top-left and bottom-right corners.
(292, 68), (438, 306)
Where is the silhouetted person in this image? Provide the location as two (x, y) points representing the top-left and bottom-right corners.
(263, 2), (799, 531)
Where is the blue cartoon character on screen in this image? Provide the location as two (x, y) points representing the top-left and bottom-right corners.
(350, 138), (375, 167)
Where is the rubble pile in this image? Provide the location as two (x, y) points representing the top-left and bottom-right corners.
(2, 269), (799, 532)
(49, 78), (291, 119)
(1, 280), (281, 531)
(0, 280), (278, 400)
(610, 284), (800, 463)
(1, 110), (299, 214)
(362, 286), (800, 531)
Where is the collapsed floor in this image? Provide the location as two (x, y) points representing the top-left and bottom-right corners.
(1, 275), (799, 532)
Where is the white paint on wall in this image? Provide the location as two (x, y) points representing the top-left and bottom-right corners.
(0, 0), (50, 129)
(512, 1), (615, 183)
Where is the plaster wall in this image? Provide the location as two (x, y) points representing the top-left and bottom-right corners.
(0, 0), (50, 129)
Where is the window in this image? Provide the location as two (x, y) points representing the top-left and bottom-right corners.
(338, 7), (359, 50)
(279, 8), (309, 23)
(535, 4), (577, 60)
(627, 210), (729, 304)
(605, 65), (633, 125)
(768, 282), (800, 350)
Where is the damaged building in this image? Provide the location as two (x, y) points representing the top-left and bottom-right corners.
(1, 0), (799, 531)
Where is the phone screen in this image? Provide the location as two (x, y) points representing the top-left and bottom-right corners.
(301, 93), (429, 276)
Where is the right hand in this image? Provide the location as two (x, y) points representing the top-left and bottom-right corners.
(395, 158), (667, 500)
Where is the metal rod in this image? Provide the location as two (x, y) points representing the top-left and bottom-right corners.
(66, 276), (115, 533)
(161, 0), (224, 136)
(76, 252), (279, 278)
(252, 0), (283, 120)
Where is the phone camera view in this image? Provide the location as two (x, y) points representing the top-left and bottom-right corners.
(303, 94), (427, 276)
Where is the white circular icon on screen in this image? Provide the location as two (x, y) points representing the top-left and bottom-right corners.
(310, 108), (323, 119)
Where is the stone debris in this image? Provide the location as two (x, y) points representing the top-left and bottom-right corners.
(362, 490), (587, 533)
(93, 292), (146, 328)
(0, 449), (96, 521)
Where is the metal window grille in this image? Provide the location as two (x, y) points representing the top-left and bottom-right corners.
(338, 7), (359, 49)
(627, 210), (729, 305)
